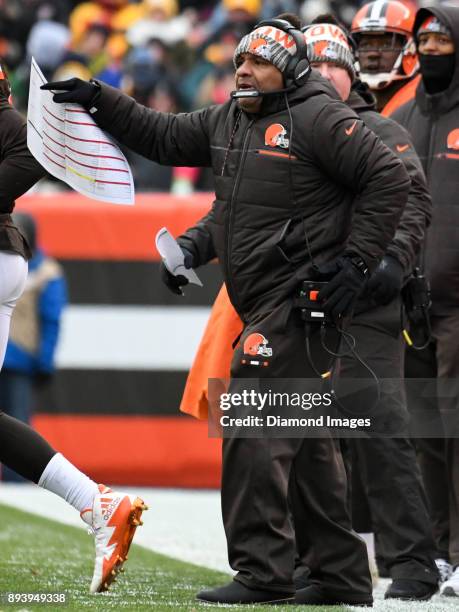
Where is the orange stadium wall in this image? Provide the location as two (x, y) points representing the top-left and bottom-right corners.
(15, 192), (222, 488)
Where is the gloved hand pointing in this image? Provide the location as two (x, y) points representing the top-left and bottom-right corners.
(160, 247), (195, 296)
(40, 78), (100, 109)
(316, 254), (368, 321)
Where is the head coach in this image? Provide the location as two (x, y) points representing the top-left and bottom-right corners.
(43, 14), (410, 606)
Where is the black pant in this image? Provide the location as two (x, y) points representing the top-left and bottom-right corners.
(406, 312), (459, 566)
(0, 411), (55, 483)
(222, 303), (371, 595)
(338, 299), (438, 584)
(0, 370), (33, 481)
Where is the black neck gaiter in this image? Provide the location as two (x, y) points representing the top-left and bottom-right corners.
(419, 53), (455, 94)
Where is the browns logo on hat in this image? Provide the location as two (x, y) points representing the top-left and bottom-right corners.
(303, 23), (356, 81)
(233, 25), (297, 73)
(417, 14), (451, 41)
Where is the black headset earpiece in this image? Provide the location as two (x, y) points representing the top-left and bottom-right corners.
(254, 18), (311, 88)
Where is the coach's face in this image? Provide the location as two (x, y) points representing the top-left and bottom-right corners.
(311, 61), (352, 101)
(234, 52), (284, 112)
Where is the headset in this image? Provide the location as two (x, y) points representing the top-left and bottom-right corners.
(231, 18), (311, 99)
(258, 19), (311, 88)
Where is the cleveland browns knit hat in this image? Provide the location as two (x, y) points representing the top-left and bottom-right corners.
(417, 14), (451, 40)
(233, 25), (298, 72)
(303, 22), (356, 81)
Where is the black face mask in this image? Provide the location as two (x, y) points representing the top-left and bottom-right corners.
(419, 53), (455, 94)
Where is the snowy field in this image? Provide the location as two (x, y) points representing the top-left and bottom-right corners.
(0, 484), (456, 611)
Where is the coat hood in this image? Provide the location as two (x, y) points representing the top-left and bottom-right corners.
(414, 5), (459, 113)
(348, 79), (377, 113)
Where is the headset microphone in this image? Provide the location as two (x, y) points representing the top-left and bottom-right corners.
(230, 84), (296, 99)
(230, 89), (262, 99)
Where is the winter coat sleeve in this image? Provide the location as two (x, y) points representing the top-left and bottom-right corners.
(177, 207), (217, 266)
(371, 116), (432, 275)
(91, 83), (212, 167)
(312, 100), (410, 272)
(0, 105), (46, 206)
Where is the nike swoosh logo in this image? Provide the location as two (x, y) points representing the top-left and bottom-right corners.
(345, 120), (357, 136)
(397, 144), (410, 153)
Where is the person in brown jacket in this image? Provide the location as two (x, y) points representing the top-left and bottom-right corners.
(392, 4), (459, 597)
(182, 13), (440, 602)
(0, 66), (146, 594)
(294, 15), (439, 602)
(43, 16), (411, 605)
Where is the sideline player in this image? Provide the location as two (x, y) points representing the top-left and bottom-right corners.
(0, 66), (146, 594)
(351, 0), (420, 116)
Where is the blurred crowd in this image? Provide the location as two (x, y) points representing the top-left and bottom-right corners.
(0, 0), (433, 191)
(0, 0), (370, 195)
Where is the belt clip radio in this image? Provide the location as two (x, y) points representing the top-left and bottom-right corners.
(402, 267), (431, 325)
(293, 281), (329, 323)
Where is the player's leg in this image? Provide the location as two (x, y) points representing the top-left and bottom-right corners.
(0, 252), (147, 592)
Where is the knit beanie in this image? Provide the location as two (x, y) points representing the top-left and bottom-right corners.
(304, 22), (356, 81)
(233, 25), (297, 73)
(417, 14), (451, 41)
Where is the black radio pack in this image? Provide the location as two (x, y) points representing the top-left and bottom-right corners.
(402, 268), (431, 326)
(293, 280), (330, 323)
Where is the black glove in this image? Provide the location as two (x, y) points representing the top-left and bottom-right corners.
(316, 254), (368, 321)
(40, 78), (101, 109)
(365, 255), (404, 306)
(160, 247), (195, 296)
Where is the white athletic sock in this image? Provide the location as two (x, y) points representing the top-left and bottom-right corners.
(38, 453), (99, 513)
